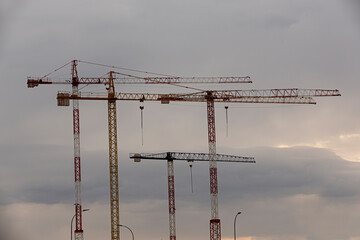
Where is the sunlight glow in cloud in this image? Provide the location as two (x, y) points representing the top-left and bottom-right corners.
(276, 132), (360, 162)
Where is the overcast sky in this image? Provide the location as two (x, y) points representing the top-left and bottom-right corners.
(1, 0), (360, 240)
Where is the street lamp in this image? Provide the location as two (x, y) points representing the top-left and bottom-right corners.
(71, 208), (90, 240)
(119, 224), (134, 240)
(234, 211), (242, 240)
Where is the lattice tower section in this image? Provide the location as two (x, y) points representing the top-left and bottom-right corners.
(167, 160), (176, 240)
(207, 97), (221, 240)
(72, 60), (84, 240)
(108, 72), (120, 240)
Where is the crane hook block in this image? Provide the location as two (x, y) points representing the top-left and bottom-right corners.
(133, 154), (142, 162)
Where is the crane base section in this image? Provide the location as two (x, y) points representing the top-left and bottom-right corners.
(74, 231), (84, 240)
(210, 219), (221, 240)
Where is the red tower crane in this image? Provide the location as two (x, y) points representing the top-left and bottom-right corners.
(28, 60), (85, 240)
(129, 152), (255, 240)
(57, 86), (340, 240)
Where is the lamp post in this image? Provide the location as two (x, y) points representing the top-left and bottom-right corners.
(71, 208), (90, 240)
(119, 224), (134, 240)
(234, 211), (241, 240)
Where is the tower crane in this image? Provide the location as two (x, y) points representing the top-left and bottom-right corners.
(129, 152), (255, 240)
(57, 85), (340, 240)
(27, 60), (252, 240)
(29, 60), (86, 240)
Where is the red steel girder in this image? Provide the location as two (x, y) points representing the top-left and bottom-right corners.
(210, 219), (221, 240)
(72, 60), (84, 240)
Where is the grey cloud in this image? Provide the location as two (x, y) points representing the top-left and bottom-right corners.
(4, 143), (359, 207)
(5, 143), (360, 239)
(122, 147), (360, 239)
(219, 147), (360, 202)
(1, 0), (360, 239)
(251, 15), (299, 29)
(0, 144), (74, 205)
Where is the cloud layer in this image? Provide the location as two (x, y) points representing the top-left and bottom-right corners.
(2, 144), (360, 239)
(1, 0), (360, 239)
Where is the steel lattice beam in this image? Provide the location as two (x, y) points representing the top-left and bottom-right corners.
(168, 160), (176, 240)
(130, 152), (255, 162)
(207, 97), (221, 240)
(72, 61), (84, 240)
(108, 72), (120, 240)
(108, 99), (120, 240)
(57, 88), (341, 105)
(27, 76), (252, 87)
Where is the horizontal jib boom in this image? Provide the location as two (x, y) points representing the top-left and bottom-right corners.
(57, 88), (340, 105)
(129, 152), (255, 163)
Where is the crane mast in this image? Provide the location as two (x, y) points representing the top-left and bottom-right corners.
(168, 159), (176, 240)
(130, 152), (255, 240)
(206, 94), (220, 240)
(71, 60), (84, 240)
(108, 72), (120, 240)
